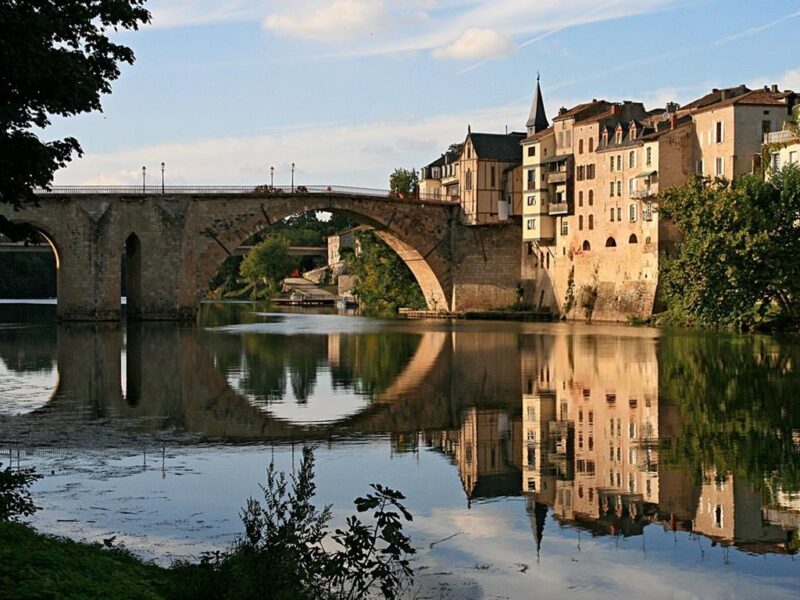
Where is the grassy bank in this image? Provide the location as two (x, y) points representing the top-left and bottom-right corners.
(0, 522), (171, 600)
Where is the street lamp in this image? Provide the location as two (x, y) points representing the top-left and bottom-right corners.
(161, 162), (165, 194)
(270, 165), (274, 187)
(142, 166), (146, 194)
(291, 162), (295, 193)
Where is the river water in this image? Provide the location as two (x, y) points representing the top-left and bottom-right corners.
(1, 301), (799, 598)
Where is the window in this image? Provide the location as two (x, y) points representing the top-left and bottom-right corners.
(558, 131), (564, 146)
(527, 218), (536, 230)
(565, 131), (572, 147)
(610, 182), (615, 197)
(561, 220), (569, 236)
(715, 157), (724, 176)
(772, 153), (780, 170)
(579, 215), (584, 230)
(528, 146), (536, 157)
(646, 147), (652, 166)
(762, 120), (772, 139)
(587, 164), (595, 179)
(696, 160), (704, 175)
(527, 169), (536, 190)
(616, 129), (622, 144)
(466, 169), (472, 191)
(629, 233), (638, 243)
(616, 180), (622, 197)
(715, 121), (724, 143)
(588, 137), (594, 152)
(629, 205), (637, 222)
(790, 151), (798, 164)
(629, 150), (636, 169)
(582, 240), (591, 251)
(610, 208), (615, 221)
(579, 139), (584, 154)
(467, 146), (471, 159)
(628, 178), (635, 195)
(588, 190), (594, 206)
(588, 214), (594, 230)
(610, 156), (615, 171)
(491, 166), (496, 188)
(578, 191), (584, 207)
(617, 206), (622, 221)
(644, 201), (653, 221)
(527, 195), (535, 206)
(616, 155), (622, 171)
(577, 165), (585, 180)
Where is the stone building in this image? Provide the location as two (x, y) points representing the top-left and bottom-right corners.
(763, 106), (800, 178)
(521, 81), (798, 321)
(419, 144), (462, 200)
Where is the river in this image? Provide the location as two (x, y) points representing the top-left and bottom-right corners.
(1, 301), (799, 598)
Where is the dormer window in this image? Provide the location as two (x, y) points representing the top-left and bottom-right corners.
(615, 128), (623, 144)
(630, 125), (637, 140)
(602, 130), (608, 145)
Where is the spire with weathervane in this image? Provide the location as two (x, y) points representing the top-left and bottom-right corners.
(526, 73), (549, 136)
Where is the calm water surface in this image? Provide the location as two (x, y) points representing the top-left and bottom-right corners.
(1, 301), (799, 598)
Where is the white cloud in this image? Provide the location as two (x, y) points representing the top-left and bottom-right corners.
(263, 0), (388, 42)
(432, 28), (517, 60)
(146, 0), (264, 29)
(52, 103), (529, 189)
(777, 67), (800, 91)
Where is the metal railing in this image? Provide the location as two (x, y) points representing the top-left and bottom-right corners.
(33, 184), (458, 204)
(630, 189), (655, 199)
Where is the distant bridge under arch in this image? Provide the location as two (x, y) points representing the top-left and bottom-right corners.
(0, 186), (522, 320)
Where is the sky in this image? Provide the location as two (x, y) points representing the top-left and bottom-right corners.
(47, 0), (800, 189)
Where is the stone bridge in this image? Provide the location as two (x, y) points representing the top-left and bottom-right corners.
(0, 186), (522, 320)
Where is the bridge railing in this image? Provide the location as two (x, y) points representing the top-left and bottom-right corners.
(34, 184), (458, 203)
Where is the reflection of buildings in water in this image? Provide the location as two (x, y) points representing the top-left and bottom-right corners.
(423, 407), (522, 504)
(519, 330), (800, 554)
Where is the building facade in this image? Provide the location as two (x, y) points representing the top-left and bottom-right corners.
(521, 82), (797, 320)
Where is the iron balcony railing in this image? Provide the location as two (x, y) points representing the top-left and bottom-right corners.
(630, 188), (655, 199)
(33, 184), (458, 204)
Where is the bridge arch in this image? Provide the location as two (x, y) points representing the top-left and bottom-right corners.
(193, 196), (454, 311)
(1, 218), (61, 297)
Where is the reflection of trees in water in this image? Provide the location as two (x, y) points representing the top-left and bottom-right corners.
(330, 334), (422, 397)
(659, 334), (800, 495)
(0, 324), (56, 374)
(207, 332), (421, 406)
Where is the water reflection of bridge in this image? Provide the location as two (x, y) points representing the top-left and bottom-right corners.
(1, 319), (799, 556)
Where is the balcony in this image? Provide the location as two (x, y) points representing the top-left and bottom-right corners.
(548, 202), (570, 216)
(631, 188), (655, 199)
(547, 171), (567, 184)
(764, 130), (799, 144)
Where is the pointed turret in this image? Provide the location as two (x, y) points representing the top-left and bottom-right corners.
(526, 73), (549, 136)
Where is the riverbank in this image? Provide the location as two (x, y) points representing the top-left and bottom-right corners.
(0, 522), (172, 600)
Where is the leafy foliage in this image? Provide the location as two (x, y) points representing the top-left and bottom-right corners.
(0, 463), (41, 522)
(170, 447), (415, 600)
(0, 0), (150, 210)
(562, 266), (575, 314)
(346, 231), (426, 312)
(389, 168), (419, 196)
(659, 170), (800, 329)
(239, 236), (298, 299)
(0, 252), (56, 298)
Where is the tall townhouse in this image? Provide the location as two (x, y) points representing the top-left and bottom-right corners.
(420, 130), (525, 224)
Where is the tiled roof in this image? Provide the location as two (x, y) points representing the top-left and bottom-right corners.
(522, 126), (554, 143)
(553, 100), (612, 122)
(681, 85), (793, 114)
(469, 132), (526, 162)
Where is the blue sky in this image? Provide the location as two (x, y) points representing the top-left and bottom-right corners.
(49, 0), (800, 188)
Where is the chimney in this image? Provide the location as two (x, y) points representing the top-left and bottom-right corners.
(771, 84), (779, 93)
(720, 90), (729, 100)
(670, 113), (677, 130)
(666, 101), (679, 113)
(611, 104), (620, 117)
(558, 106), (567, 116)
(712, 88), (719, 93)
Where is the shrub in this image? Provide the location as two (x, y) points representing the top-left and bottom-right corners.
(0, 462), (41, 522)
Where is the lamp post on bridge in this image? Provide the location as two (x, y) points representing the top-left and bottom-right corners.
(291, 162), (295, 193)
(161, 162), (165, 194)
(142, 166), (146, 194)
(270, 165), (274, 188)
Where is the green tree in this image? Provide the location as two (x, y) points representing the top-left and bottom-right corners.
(0, 1), (150, 213)
(388, 168), (418, 197)
(239, 236), (298, 298)
(1, 463), (41, 522)
(346, 231), (426, 312)
(658, 170), (800, 329)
